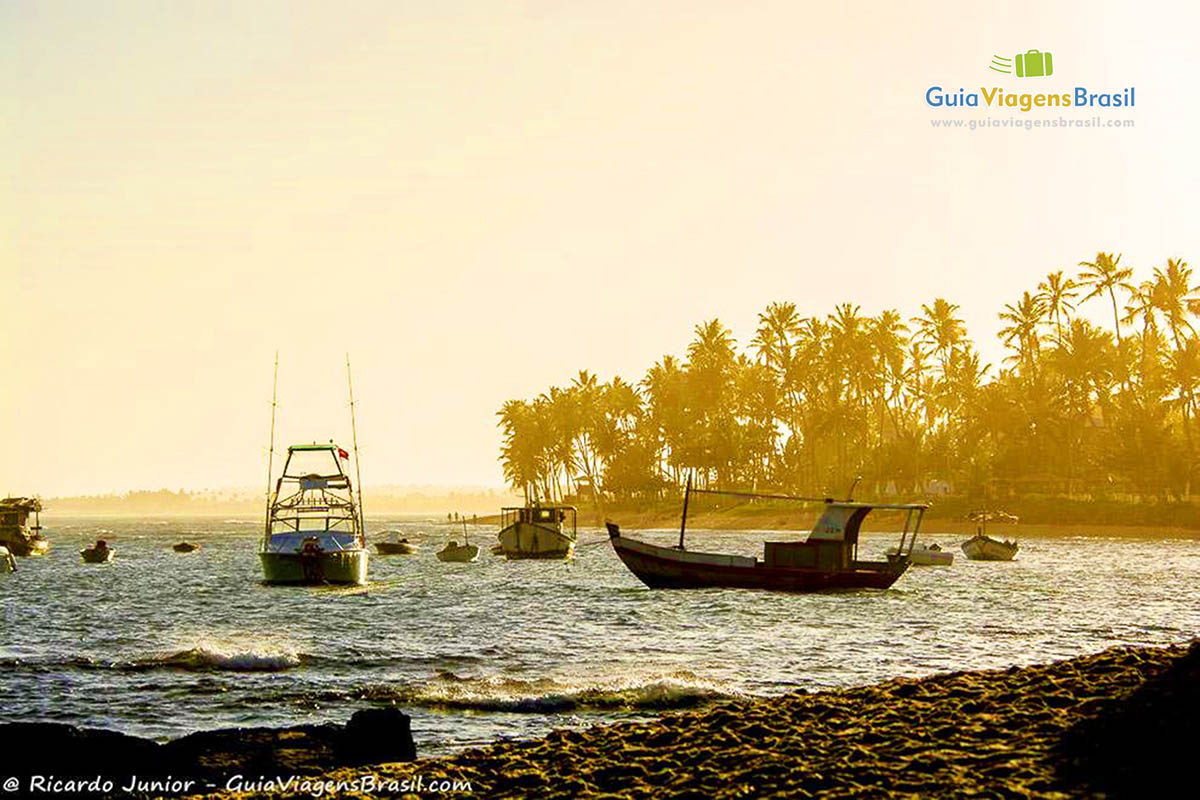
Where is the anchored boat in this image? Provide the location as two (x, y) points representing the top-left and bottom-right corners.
(0, 497), (49, 556)
(607, 477), (927, 592)
(887, 541), (953, 566)
(81, 539), (114, 563)
(376, 532), (418, 555)
(496, 503), (577, 560)
(437, 520), (479, 562)
(961, 510), (1019, 561)
(258, 355), (369, 586)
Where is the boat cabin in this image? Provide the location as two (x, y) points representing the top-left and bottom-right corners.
(500, 504), (577, 535)
(762, 502), (926, 569)
(267, 444), (360, 538)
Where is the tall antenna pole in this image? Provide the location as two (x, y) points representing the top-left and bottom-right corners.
(346, 354), (366, 539)
(264, 351), (279, 540)
(678, 472), (692, 550)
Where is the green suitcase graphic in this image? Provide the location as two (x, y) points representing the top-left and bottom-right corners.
(1015, 49), (1053, 78)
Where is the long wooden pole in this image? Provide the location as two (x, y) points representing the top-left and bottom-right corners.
(264, 351), (279, 541)
(346, 354), (366, 540)
(678, 472), (692, 550)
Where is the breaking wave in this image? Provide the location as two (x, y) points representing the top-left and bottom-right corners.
(0, 645), (309, 674)
(311, 671), (738, 713)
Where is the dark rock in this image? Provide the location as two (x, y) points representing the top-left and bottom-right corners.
(0, 708), (416, 795)
(339, 707), (417, 764)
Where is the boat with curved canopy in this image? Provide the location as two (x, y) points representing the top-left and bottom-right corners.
(607, 477), (927, 592)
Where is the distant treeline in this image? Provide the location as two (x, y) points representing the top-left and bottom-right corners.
(498, 253), (1200, 505)
(45, 488), (520, 516)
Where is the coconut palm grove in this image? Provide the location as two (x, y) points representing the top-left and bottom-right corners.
(498, 253), (1200, 512)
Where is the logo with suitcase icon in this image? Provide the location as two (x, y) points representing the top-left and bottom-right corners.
(989, 50), (1054, 78)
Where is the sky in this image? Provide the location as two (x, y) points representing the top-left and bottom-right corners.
(2, 1), (1198, 495)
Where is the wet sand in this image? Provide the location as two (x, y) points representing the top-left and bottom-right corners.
(211, 639), (1197, 798)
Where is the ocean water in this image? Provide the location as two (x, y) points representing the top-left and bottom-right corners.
(1, 517), (1198, 757)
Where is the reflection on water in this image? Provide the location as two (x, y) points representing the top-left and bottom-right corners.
(1, 518), (1198, 755)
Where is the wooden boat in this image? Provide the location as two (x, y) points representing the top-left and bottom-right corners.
(437, 521), (479, 562)
(0, 497), (50, 556)
(887, 542), (953, 566)
(496, 503), (577, 560)
(961, 510), (1019, 561)
(0, 546), (15, 574)
(81, 540), (114, 563)
(607, 477), (927, 593)
(376, 533), (419, 555)
(173, 542), (200, 553)
(961, 534), (1018, 561)
(258, 356), (369, 586)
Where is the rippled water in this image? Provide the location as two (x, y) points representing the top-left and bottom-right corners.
(2, 517), (1198, 756)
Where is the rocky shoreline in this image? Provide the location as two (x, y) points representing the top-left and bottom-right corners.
(223, 639), (1196, 799)
(4, 642), (1194, 798)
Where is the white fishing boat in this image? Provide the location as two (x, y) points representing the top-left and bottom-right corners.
(496, 503), (577, 560)
(258, 355), (370, 586)
(961, 510), (1019, 561)
(887, 542), (953, 566)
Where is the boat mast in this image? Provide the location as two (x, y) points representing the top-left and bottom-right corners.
(264, 351), (279, 540)
(678, 472), (692, 550)
(346, 354), (366, 539)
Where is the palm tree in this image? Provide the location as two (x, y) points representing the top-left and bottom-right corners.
(1078, 252), (1133, 345)
(997, 291), (1045, 376)
(1036, 270), (1078, 343)
(912, 298), (965, 371)
(1150, 258), (1199, 349)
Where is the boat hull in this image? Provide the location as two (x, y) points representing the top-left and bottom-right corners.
(961, 535), (1018, 561)
(0, 546), (14, 574)
(611, 535), (907, 592)
(1, 533), (49, 557)
(259, 550), (368, 585)
(497, 522), (575, 560)
(80, 548), (114, 563)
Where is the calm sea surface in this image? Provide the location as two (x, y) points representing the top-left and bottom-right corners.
(2, 517), (1198, 756)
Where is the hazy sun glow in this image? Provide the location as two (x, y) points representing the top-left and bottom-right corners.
(2, 1), (1197, 495)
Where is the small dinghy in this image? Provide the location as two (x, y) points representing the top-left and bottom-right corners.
(437, 521), (479, 562)
(173, 542), (200, 553)
(961, 510), (1019, 561)
(0, 545), (15, 574)
(81, 540), (114, 563)
(376, 532), (418, 555)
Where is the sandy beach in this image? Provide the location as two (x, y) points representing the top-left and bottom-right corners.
(200, 639), (1196, 799)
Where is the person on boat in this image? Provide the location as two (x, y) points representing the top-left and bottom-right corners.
(93, 539), (109, 552)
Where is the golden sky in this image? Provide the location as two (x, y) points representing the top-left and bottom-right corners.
(2, 1), (1197, 495)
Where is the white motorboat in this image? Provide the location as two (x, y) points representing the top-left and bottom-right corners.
(0, 545), (15, 574)
(888, 541), (953, 566)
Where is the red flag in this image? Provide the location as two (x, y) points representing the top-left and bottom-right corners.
(337, 447), (349, 460)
